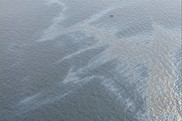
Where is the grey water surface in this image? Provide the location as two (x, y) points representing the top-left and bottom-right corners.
(0, 0), (181, 121)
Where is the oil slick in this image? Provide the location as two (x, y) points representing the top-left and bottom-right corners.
(0, 0), (181, 121)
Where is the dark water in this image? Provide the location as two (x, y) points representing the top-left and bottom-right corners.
(0, 0), (181, 121)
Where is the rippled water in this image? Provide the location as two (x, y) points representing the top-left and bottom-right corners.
(0, 0), (181, 121)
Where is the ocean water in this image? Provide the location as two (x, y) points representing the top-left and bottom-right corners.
(0, 0), (181, 121)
